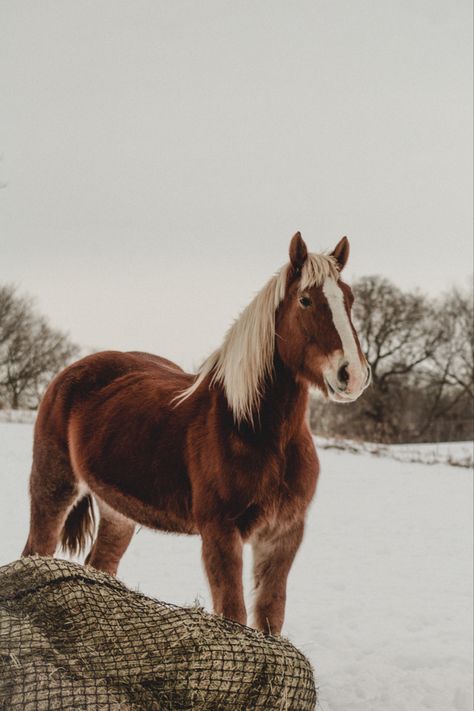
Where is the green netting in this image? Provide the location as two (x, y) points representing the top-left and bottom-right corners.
(0, 557), (316, 710)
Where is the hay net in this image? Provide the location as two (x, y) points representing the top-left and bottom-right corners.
(0, 557), (316, 710)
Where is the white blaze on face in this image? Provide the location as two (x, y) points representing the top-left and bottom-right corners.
(322, 277), (365, 396)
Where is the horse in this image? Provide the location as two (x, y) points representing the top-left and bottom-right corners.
(22, 232), (370, 634)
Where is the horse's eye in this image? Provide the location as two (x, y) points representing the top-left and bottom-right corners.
(299, 296), (311, 308)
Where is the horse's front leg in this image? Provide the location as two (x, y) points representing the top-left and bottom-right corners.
(200, 521), (247, 625)
(252, 520), (305, 635)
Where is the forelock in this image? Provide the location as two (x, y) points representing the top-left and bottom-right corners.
(299, 253), (340, 291)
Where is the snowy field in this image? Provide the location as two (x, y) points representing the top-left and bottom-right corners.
(1, 421), (472, 711)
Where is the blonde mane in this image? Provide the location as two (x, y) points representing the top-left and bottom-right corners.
(175, 252), (339, 424)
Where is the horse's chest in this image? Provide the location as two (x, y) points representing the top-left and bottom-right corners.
(235, 456), (303, 538)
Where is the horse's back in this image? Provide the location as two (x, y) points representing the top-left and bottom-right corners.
(36, 351), (193, 444)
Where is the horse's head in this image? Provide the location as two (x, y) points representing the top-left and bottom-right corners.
(276, 232), (370, 402)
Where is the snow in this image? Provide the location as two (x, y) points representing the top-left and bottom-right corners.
(1, 421), (472, 711)
(0, 409), (36, 424)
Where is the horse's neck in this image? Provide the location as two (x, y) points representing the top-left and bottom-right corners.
(256, 356), (309, 438)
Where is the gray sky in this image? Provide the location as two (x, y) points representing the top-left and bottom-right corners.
(1, 0), (472, 370)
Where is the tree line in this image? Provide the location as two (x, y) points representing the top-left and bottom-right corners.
(1, 279), (473, 443)
(310, 276), (474, 443)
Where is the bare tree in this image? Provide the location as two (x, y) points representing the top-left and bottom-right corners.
(0, 285), (79, 409)
(417, 287), (474, 439)
(353, 276), (444, 386)
(349, 276), (444, 440)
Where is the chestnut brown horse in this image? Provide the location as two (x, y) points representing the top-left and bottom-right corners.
(23, 233), (370, 634)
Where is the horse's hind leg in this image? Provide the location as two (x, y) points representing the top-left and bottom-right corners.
(22, 448), (79, 557)
(85, 501), (135, 575)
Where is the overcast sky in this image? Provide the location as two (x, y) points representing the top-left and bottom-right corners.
(1, 1), (472, 370)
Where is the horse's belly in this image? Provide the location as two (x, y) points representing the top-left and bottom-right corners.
(91, 479), (198, 534)
(69, 413), (196, 534)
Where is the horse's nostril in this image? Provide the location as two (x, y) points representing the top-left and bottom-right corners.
(337, 363), (349, 386)
(365, 364), (372, 386)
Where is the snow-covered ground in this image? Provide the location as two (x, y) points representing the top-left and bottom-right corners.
(387, 441), (473, 468)
(0, 409), (37, 424)
(1, 421), (472, 711)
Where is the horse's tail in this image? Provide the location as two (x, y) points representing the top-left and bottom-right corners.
(60, 495), (96, 557)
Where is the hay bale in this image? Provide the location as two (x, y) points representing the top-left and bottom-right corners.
(0, 557), (316, 710)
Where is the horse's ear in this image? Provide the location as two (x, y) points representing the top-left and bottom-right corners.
(289, 232), (308, 271)
(331, 236), (350, 272)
